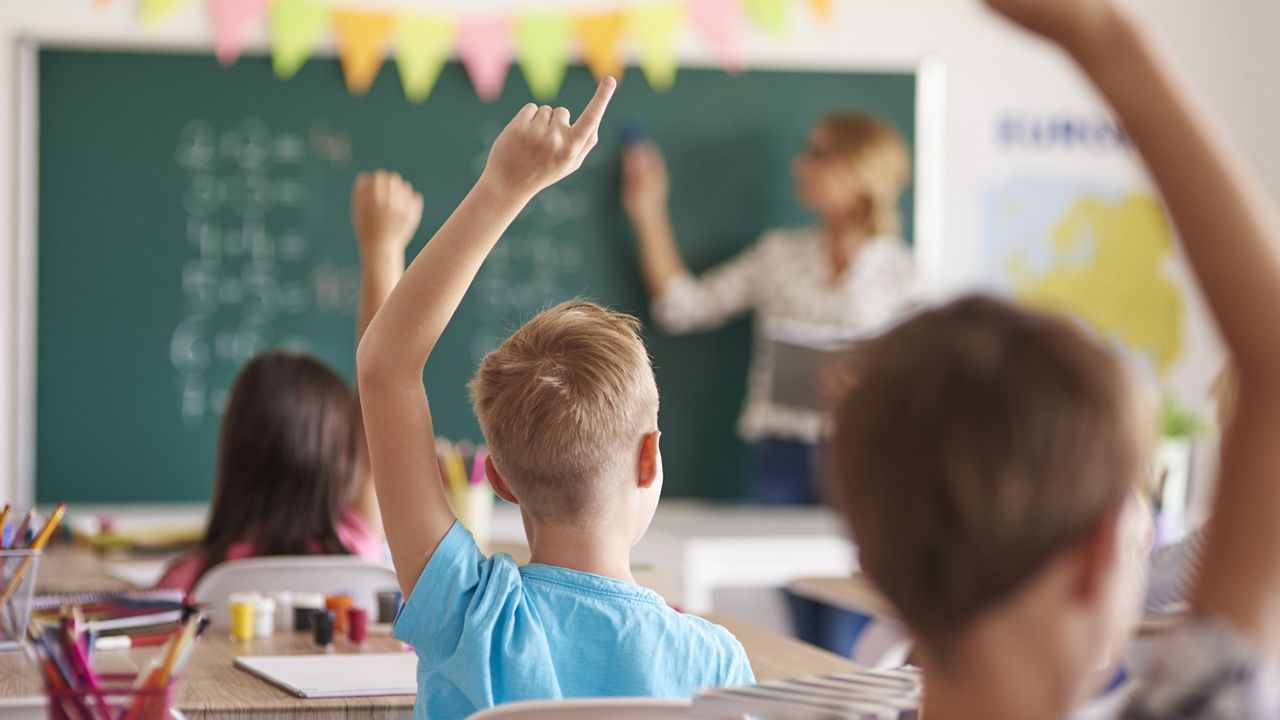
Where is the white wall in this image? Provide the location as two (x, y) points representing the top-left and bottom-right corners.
(2, 0), (1276, 506)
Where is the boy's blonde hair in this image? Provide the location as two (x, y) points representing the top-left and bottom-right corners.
(830, 296), (1147, 658)
(469, 300), (660, 523)
(819, 113), (911, 237)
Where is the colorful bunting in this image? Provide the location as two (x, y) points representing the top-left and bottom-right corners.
(333, 8), (394, 95)
(806, 0), (837, 25)
(139, 0), (819, 102)
(573, 12), (627, 83)
(744, 0), (789, 36)
(210, 0), (268, 66)
(457, 18), (513, 102)
(516, 13), (572, 101)
(691, 0), (745, 74)
(140, 0), (188, 25)
(395, 14), (455, 103)
(629, 3), (684, 91)
(269, 0), (330, 80)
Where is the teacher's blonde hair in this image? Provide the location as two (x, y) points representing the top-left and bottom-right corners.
(819, 113), (911, 237)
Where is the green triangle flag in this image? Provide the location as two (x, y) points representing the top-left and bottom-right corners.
(140, 0), (188, 25)
(744, 0), (788, 36)
(396, 14), (456, 103)
(516, 13), (572, 101)
(270, 0), (331, 80)
(629, 2), (684, 92)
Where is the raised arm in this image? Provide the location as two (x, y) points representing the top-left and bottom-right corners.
(352, 171), (423, 542)
(985, 0), (1280, 649)
(621, 142), (691, 296)
(357, 79), (617, 595)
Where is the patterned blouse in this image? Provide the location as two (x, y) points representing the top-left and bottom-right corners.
(1121, 616), (1280, 719)
(651, 227), (917, 444)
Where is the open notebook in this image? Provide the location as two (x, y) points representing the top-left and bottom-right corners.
(692, 666), (921, 719)
(234, 653), (417, 698)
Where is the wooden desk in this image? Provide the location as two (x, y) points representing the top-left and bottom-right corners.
(0, 626), (413, 720)
(703, 614), (861, 682)
(33, 545), (139, 595)
(2, 613), (855, 718)
(788, 574), (901, 621)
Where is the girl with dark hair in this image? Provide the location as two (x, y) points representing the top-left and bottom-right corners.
(156, 171), (423, 593)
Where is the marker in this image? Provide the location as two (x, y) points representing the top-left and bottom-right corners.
(621, 119), (647, 145)
(470, 449), (489, 486)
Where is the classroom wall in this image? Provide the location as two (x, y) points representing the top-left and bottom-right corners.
(2, 0), (1276, 508)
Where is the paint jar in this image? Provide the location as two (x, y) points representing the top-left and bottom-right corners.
(313, 610), (335, 647)
(348, 607), (368, 644)
(376, 590), (403, 624)
(325, 594), (354, 633)
(253, 597), (276, 638)
(269, 591), (293, 630)
(230, 601), (255, 642)
(293, 592), (325, 632)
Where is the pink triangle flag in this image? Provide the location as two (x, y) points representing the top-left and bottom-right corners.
(456, 18), (513, 102)
(210, 0), (269, 66)
(691, 0), (745, 74)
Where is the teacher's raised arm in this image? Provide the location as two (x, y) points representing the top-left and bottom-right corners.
(619, 114), (917, 507)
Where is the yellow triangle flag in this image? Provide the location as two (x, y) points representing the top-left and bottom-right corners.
(628, 2), (684, 92)
(270, 0), (330, 80)
(573, 12), (626, 83)
(140, 0), (188, 25)
(333, 9), (395, 95)
(396, 14), (455, 104)
(744, 0), (788, 36)
(516, 13), (572, 101)
(806, 0), (837, 24)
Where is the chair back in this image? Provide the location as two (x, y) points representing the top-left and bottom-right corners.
(191, 555), (398, 626)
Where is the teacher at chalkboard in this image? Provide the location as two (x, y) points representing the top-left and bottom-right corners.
(621, 113), (917, 505)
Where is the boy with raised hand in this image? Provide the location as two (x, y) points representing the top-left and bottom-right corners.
(357, 78), (754, 720)
(829, 0), (1280, 717)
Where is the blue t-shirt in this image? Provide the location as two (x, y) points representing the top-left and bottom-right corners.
(393, 522), (755, 720)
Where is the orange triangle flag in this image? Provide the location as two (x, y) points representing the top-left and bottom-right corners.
(806, 0), (837, 24)
(573, 12), (627, 83)
(333, 9), (395, 95)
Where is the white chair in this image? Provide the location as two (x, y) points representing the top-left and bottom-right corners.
(191, 556), (399, 626)
(467, 699), (692, 719)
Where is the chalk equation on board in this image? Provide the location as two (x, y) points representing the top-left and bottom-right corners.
(169, 117), (353, 427)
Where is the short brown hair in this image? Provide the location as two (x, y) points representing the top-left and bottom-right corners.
(469, 300), (659, 523)
(819, 113), (911, 237)
(829, 295), (1146, 656)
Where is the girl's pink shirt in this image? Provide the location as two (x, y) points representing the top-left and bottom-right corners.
(153, 509), (382, 594)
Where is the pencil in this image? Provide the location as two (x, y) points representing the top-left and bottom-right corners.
(11, 508), (36, 548)
(0, 504), (67, 610)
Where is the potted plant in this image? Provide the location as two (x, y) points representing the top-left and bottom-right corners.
(1153, 397), (1205, 544)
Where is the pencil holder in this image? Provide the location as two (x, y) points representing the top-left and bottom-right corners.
(45, 672), (177, 720)
(0, 548), (40, 648)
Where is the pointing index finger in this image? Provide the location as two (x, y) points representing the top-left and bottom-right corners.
(570, 77), (617, 143)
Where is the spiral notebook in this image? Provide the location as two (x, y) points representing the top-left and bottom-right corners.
(234, 652), (418, 698)
(692, 666), (921, 719)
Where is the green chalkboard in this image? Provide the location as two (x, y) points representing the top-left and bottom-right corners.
(36, 48), (915, 504)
